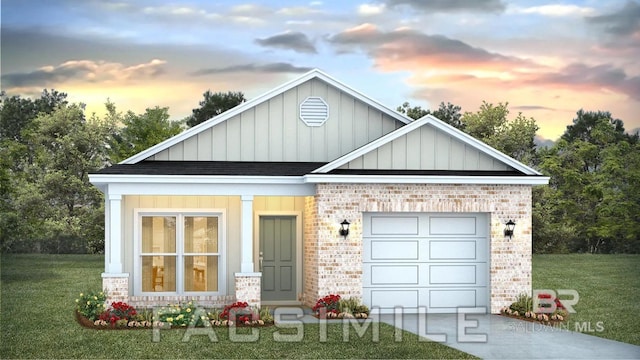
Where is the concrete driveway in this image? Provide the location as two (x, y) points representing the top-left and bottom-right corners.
(376, 313), (640, 359)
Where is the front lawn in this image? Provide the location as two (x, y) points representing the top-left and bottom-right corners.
(533, 254), (640, 345)
(0, 254), (473, 359)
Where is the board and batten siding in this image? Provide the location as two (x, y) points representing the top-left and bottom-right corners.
(340, 124), (513, 171)
(121, 195), (241, 296)
(148, 78), (404, 162)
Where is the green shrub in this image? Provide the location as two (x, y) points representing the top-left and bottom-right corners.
(509, 293), (533, 313)
(157, 301), (204, 327)
(75, 290), (106, 321)
(259, 306), (274, 322)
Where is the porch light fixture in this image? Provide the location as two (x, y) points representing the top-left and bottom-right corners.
(504, 219), (516, 239)
(339, 220), (350, 238)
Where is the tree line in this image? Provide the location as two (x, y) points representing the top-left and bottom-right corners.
(1, 91), (638, 254)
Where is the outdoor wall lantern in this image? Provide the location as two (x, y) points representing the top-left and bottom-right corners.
(339, 220), (350, 238)
(504, 219), (516, 239)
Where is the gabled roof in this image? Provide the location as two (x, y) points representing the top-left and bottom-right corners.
(121, 68), (413, 164)
(313, 115), (543, 176)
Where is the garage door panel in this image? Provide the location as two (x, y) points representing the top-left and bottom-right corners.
(429, 265), (477, 285)
(367, 215), (421, 236)
(429, 240), (477, 260)
(429, 216), (477, 235)
(371, 216), (419, 235)
(363, 288), (432, 312)
(368, 289), (419, 309)
(428, 288), (488, 313)
(429, 289), (477, 308)
(364, 263), (428, 286)
(370, 240), (419, 260)
(369, 265), (420, 285)
(427, 263), (488, 286)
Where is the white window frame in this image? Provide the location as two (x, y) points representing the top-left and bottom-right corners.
(133, 208), (226, 296)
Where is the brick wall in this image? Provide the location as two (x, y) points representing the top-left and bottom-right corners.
(303, 183), (532, 314)
(234, 274), (261, 308)
(102, 274), (129, 305)
(103, 273), (235, 308)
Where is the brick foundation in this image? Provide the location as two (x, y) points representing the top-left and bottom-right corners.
(234, 273), (262, 308)
(303, 183), (533, 314)
(102, 273), (129, 305)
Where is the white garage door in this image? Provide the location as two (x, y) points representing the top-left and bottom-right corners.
(363, 213), (489, 313)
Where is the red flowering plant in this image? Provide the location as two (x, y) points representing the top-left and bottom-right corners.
(312, 294), (341, 318)
(501, 292), (568, 323)
(220, 301), (258, 325)
(99, 301), (137, 326)
(537, 293), (565, 311)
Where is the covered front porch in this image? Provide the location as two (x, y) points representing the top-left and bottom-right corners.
(91, 173), (317, 308)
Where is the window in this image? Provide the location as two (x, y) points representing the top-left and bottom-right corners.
(137, 211), (223, 295)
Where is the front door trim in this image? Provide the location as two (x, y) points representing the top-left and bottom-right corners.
(254, 211), (303, 305)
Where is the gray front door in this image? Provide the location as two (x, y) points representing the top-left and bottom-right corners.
(260, 216), (296, 301)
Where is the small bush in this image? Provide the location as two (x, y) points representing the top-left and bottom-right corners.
(157, 302), (205, 327)
(258, 306), (274, 323)
(75, 290), (106, 321)
(338, 297), (361, 314)
(220, 301), (258, 323)
(99, 301), (137, 325)
(312, 294), (341, 316)
(509, 293), (533, 313)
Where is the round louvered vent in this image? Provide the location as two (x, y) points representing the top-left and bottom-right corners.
(299, 96), (329, 126)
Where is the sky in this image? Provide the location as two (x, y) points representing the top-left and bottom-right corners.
(2, 0), (639, 141)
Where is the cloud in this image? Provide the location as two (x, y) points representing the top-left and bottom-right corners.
(190, 63), (313, 76)
(255, 32), (317, 54)
(327, 24), (536, 71)
(513, 105), (555, 111)
(2, 59), (166, 88)
(524, 63), (640, 101)
(587, 1), (640, 36)
(384, 0), (506, 13)
(276, 6), (323, 16)
(358, 3), (386, 16)
(511, 4), (595, 17)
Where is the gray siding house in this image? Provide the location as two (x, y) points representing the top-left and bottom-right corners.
(90, 69), (548, 314)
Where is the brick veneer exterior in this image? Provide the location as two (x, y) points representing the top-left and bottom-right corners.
(303, 183), (533, 314)
(234, 274), (262, 308)
(103, 183), (532, 314)
(102, 274), (129, 305)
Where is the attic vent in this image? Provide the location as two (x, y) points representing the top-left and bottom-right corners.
(300, 96), (329, 127)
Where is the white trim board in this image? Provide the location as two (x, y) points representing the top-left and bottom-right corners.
(90, 174), (549, 194)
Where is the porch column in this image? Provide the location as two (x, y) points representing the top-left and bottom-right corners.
(240, 195), (254, 273)
(102, 192), (129, 305)
(107, 193), (123, 274)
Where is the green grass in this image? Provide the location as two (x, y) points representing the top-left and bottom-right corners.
(533, 254), (640, 345)
(0, 254), (474, 359)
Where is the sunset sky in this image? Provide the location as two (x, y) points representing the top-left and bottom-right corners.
(2, 0), (639, 140)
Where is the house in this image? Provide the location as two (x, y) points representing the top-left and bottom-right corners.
(89, 69), (549, 314)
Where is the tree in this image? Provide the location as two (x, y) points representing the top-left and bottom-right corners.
(431, 102), (463, 130)
(187, 90), (245, 127)
(1, 90), (69, 252)
(461, 101), (538, 165)
(0, 89), (68, 142)
(396, 102), (429, 120)
(534, 110), (640, 254)
(109, 105), (182, 163)
(2, 103), (113, 253)
(397, 101), (464, 130)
